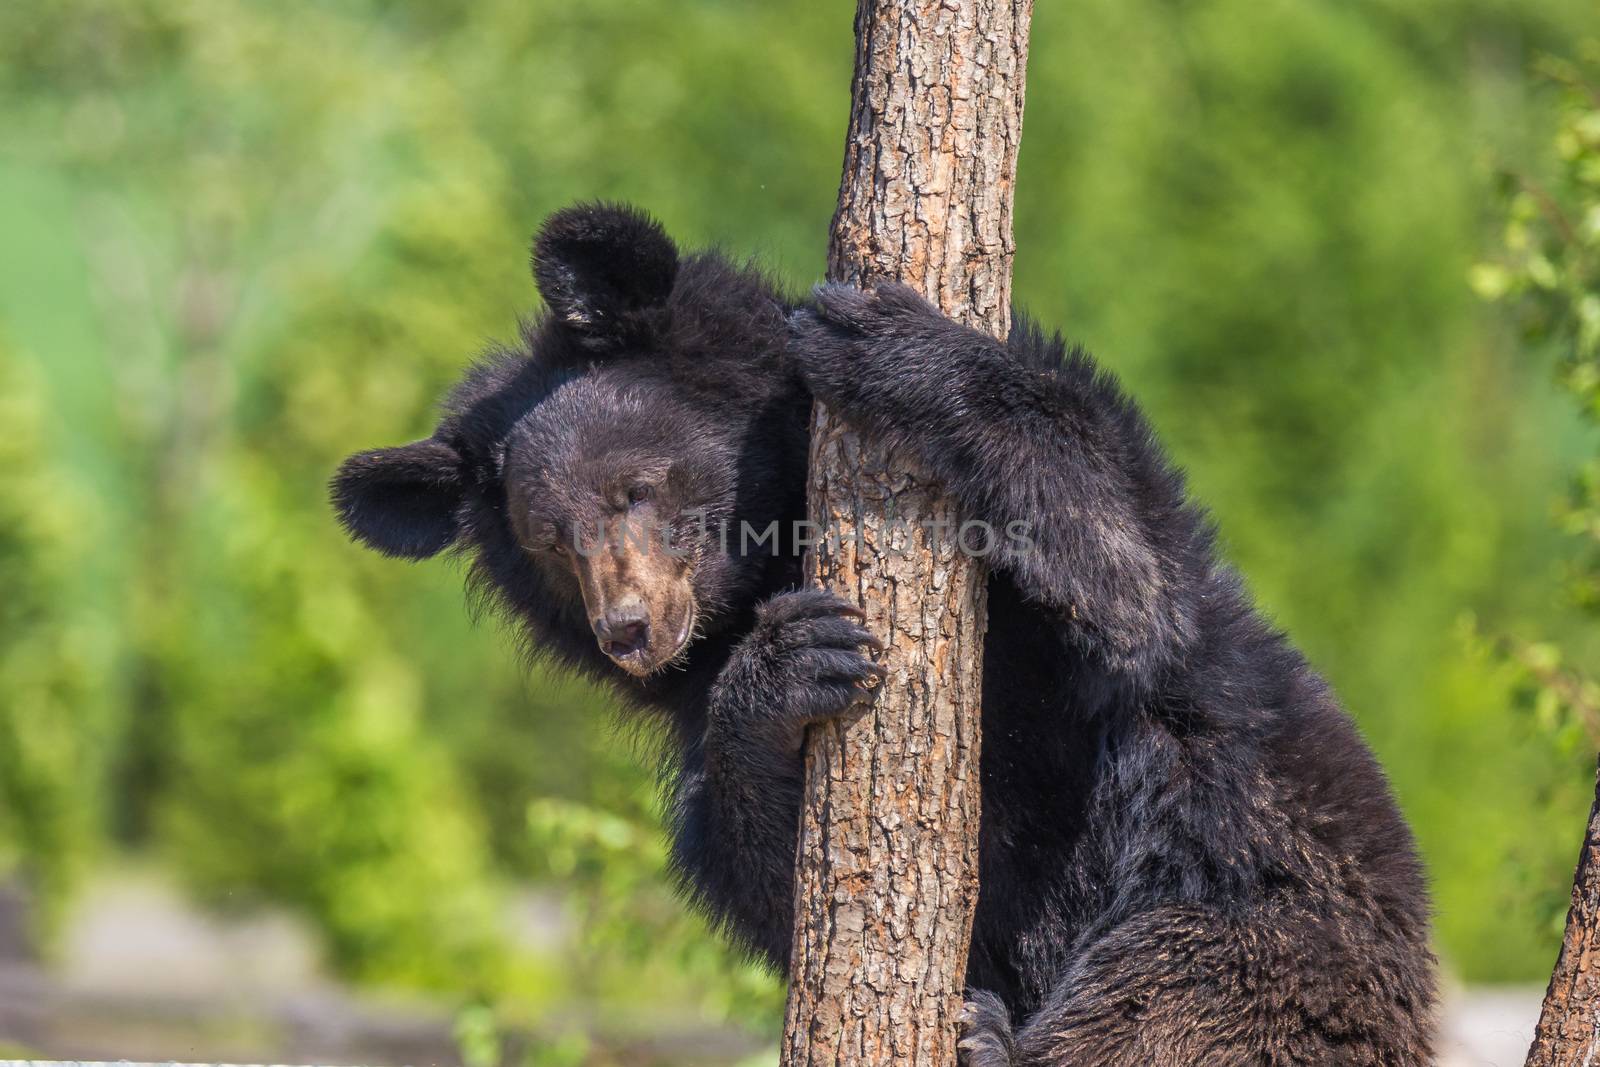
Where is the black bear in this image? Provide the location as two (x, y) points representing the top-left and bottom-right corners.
(332, 203), (1435, 1065)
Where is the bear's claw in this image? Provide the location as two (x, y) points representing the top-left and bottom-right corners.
(721, 589), (885, 753)
(958, 990), (1018, 1067)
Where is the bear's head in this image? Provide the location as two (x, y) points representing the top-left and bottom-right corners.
(331, 203), (806, 680)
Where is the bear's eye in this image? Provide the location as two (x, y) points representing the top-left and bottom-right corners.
(627, 485), (653, 508)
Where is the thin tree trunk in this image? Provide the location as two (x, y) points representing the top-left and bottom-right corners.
(780, 3), (1032, 1065)
(1527, 756), (1600, 1066)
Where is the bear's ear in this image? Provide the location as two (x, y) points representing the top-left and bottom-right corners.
(331, 439), (465, 560)
(531, 202), (679, 351)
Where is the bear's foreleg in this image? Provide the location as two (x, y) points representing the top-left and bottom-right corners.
(667, 589), (882, 966)
(790, 284), (1199, 685)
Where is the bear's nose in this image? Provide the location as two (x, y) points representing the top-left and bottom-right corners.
(596, 612), (651, 660)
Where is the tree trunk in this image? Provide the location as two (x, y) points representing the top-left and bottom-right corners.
(1527, 756), (1600, 1066)
(780, 3), (1032, 1065)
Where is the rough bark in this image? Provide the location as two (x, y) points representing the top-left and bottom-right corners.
(779, 3), (1032, 1065)
(1527, 756), (1600, 1066)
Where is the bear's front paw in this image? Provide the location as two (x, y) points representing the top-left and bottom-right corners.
(809, 281), (942, 335)
(959, 991), (1018, 1067)
(787, 282), (946, 406)
(716, 589), (884, 753)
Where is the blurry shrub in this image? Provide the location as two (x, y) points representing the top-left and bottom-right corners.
(526, 793), (783, 1027)
(1476, 47), (1600, 934)
(0, 345), (112, 941)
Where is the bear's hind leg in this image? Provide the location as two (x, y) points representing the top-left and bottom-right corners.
(977, 903), (1433, 1067)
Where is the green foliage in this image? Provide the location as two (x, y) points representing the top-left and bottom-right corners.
(526, 793), (783, 1025)
(0, 346), (112, 939)
(1477, 47), (1600, 940)
(0, 0), (1598, 1028)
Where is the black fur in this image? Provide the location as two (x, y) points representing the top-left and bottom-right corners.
(331, 438), (465, 559)
(530, 201), (680, 353)
(332, 203), (1436, 1065)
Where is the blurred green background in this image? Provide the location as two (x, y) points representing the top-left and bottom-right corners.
(2, 0), (1600, 1060)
